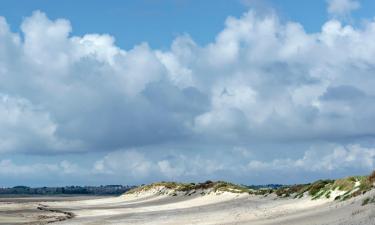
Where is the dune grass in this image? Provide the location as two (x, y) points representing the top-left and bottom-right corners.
(369, 170), (375, 184)
(126, 170), (375, 201)
(126, 180), (253, 195)
(274, 170), (375, 201)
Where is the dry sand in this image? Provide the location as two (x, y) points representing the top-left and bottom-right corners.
(2, 188), (373, 225)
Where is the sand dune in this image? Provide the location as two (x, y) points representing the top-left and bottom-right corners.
(37, 188), (375, 224)
(1, 181), (375, 225)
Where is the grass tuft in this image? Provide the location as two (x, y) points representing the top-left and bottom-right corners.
(126, 181), (253, 195)
(126, 170), (375, 201)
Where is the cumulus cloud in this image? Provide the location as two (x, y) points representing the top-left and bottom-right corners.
(1, 8), (375, 184)
(0, 159), (83, 177)
(2, 144), (373, 185)
(0, 11), (207, 153)
(327, 0), (360, 17)
(2, 10), (375, 154)
(92, 149), (225, 182)
(247, 145), (375, 172)
(0, 94), (82, 153)
(93, 150), (153, 177)
(94, 145), (375, 183)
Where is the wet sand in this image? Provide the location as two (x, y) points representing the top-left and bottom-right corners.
(0, 196), (105, 224)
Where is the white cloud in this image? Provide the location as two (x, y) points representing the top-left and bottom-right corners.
(327, 0), (360, 17)
(93, 150), (153, 177)
(247, 144), (375, 172)
(3, 8), (375, 184)
(0, 8), (375, 176)
(0, 94), (82, 153)
(3, 144), (372, 184)
(157, 160), (185, 178)
(92, 149), (226, 182)
(0, 159), (82, 177)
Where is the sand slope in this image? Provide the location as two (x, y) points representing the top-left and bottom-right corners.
(39, 188), (375, 225)
(1, 187), (374, 225)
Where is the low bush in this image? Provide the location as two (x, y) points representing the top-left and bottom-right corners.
(368, 170), (375, 184)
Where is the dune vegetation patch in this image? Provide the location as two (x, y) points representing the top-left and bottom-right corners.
(126, 171), (375, 201)
(274, 170), (375, 201)
(369, 170), (375, 184)
(274, 180), (334, 199)
(125, 180), (253, 195)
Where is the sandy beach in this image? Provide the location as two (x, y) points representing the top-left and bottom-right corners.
(2, 188), (374, 225)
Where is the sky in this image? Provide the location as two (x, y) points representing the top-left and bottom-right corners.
(1, 0), (375, 187)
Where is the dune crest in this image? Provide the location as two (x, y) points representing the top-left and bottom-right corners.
(1, 172), (375, 225)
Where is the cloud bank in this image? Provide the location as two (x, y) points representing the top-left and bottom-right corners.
(2, 144), (374, 185)
(1, 6), (375, 184)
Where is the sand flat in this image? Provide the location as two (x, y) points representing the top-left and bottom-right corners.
(1, 190), (374, 225)
(0, 196), (101, 224)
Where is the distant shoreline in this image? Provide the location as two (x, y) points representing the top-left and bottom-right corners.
(0, 185), (135, 197)
(0, 195), (108, 203)
(0, 194), (120, 198)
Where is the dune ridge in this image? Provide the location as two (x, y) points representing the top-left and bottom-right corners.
(1, 171), (375, 225)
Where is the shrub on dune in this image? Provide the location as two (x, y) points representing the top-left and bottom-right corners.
(368, 170), (375, 185)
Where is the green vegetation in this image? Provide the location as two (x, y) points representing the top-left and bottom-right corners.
(275, 184), (309, 198)
(369, 170), (375, 184)
(332, 177), (356, 191)
(210, 181), (251, 193)
(126, 181), (190, 194)
(274, 180), (335, 199)
(309, 180), (334, 196)
(251, 189), (274, 196)
(333, 175), (374, 201)
(325, 191), (331, 199)
(126, 170), (375, 202)
(126, 180), (253, 195)
(274, 170), (375, 202)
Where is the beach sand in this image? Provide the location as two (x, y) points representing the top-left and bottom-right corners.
(2, 188), (372, 225)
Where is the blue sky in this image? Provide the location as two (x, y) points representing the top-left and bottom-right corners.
(1, 0), (375, 187)
(1, 0), (367, 48)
